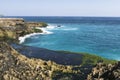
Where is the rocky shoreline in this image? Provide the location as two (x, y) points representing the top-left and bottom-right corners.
(0, 42), (82, 80)
(0, 18), (47, 42)
(0, 18), (119, 80)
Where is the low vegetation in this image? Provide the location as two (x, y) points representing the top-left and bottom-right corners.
(39, 22), (48, 27)
(81, 53), (116, 65)
(58, 51), (117, 66)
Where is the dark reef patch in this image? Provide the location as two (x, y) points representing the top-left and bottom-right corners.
(11, 43), (83, 65)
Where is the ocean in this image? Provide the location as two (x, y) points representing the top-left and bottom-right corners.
(9, 16), (120, 60)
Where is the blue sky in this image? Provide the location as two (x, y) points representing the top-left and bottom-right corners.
(0, 0), (120, 16)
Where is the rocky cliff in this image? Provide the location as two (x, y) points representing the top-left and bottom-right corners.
(25, 22), (48, 28)
(0, 18), (46, 42)
(0, 18), (47, 28)
(0, 18), (24, 27)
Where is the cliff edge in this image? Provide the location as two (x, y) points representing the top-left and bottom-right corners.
(0, 18), (47, 42)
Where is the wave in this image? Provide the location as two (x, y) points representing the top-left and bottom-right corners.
(47, 24), (65, 29)
(46, 25), (57, 30)
(47, 24), (78, 31)
(19, 26), (55, 44)
(19, 33), (41, 44)
(36, 27), (53, 34)
(19, 24), (78, 44)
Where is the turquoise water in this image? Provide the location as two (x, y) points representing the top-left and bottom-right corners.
(18, 17), (120, 60)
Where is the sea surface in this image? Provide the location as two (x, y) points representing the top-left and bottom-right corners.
(7, 16), (120, 60)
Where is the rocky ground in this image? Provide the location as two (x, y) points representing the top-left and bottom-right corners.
(87, 62), (120, 80)
(0, 42), (83, 80)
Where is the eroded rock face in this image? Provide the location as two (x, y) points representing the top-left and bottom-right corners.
(87, 62), (120, 80)
(0, 18), (47, 28)
(0, 18), (24, 27)
(0, 42), (82, 80)
(0, 27), (17, 42)
(0, 18), (46, 42)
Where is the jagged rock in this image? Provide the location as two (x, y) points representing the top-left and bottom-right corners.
(0, 42), (82, 80)
(87, 62), (120, 80)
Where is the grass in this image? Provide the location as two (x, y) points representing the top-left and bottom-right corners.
(39, 22), (48, 27)
(81, 53), (117, 65)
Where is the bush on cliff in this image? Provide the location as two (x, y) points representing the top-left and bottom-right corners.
(33, 28), (43, 33)
(39, 22), (48, 27)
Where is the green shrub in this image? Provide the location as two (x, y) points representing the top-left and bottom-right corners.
(33, 28), (42, 33)
(39, 22), (48, 27)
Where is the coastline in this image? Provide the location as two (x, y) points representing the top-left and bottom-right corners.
(0, 18), (119, 80)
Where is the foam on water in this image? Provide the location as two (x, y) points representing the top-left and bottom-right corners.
(36, 27), (53, 34)
(19, 25), (56, 44)
(19, 33), (42, 44)
(18, 24), (79, 44)
(46, 25), (57, 30)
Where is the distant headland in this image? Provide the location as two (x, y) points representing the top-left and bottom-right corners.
(0, 18), (47, 42)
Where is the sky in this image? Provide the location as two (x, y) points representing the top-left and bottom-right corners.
(0, 0), (120, 16)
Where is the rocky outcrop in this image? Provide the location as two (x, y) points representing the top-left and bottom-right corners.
(0, 18), (47, 42)
(87, 62), (120, 80)
(25, 22), (48, 28)
(0, 27), (17, 42)
(0, 18), (47, 28)
(0, 18), (24, 27)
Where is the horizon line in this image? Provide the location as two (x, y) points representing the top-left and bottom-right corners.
(2, 15), (120, 18)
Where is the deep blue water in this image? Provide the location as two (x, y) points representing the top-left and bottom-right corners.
(8, 16), (120, 60)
